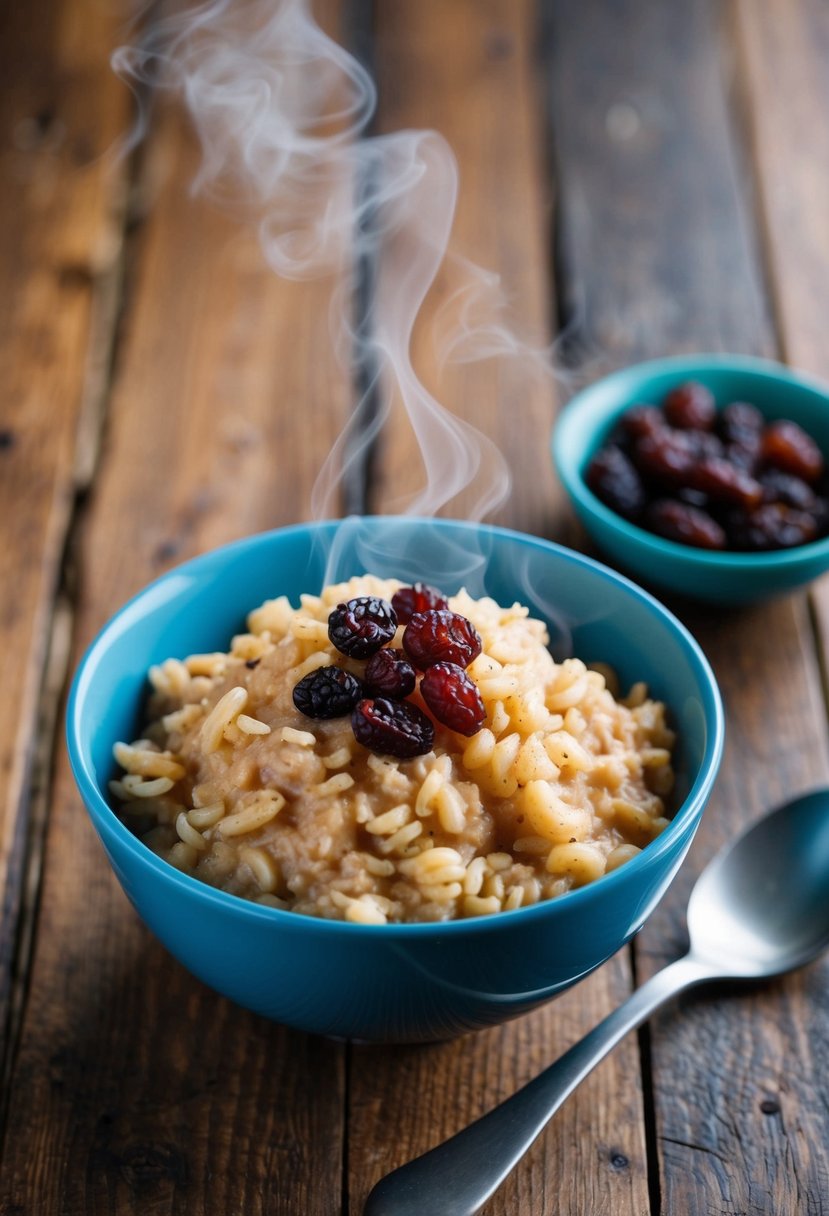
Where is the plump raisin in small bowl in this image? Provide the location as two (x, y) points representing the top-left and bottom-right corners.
(553, 354), (829, 604)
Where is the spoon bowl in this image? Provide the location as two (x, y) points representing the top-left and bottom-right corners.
(688, 789), (829, 978)
(365, 789), (829, 1216)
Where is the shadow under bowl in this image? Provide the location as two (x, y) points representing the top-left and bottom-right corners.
(67, 518), (723, 1042)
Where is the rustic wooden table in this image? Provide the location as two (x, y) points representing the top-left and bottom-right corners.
(2, 1), (829, 1212)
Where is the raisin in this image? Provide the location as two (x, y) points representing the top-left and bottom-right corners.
(585, 446), (646, 519)
(684, 430), (724, 462)
(690, 456), (763, 509)
(293, 666), (364, 719)
(676, 486), (711, 510)
(726, 437), (762, 475)
(645, 500), (727, 550)
(364, 648), (416, 698)
(726, 503), (819, 551)
(351, 697), (435, 758)
(618, 405), (664, 442)
(420, 662), (486, 736)
(391, 582), (449, 624)
(328, 596), (398, 659)
(718, 401), (764, 446)
(402, 609), (483, 670)
(762, 420), (825, 484)
(663, 382), (716, 431)
(633, 431), (695, 485)
(759, 469), (817, 511)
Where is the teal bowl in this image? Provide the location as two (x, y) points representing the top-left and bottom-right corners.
(553, 355), (829, 604)
(67, 518), (723, 1042)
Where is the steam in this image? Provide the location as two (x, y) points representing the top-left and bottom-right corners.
(113, 0), (570, 609)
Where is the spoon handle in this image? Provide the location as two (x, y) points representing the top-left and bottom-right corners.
(364, 954), (713, 1216)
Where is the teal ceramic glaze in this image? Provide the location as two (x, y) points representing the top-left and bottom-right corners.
(553, 355), (829, 604)
(67, 519), (723, 1042)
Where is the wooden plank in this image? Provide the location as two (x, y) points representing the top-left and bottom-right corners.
(0, 67), (350, 1216)
(368, 0), (560, 536)
(0, 0), (129, 1080)
(347, 4), (651, 1214)
(731, 0), (829, 382)
(732, 0), (829, 680)
(548, 0), (829, 1212)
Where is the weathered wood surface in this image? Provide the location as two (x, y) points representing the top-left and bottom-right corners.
(2, 0), (829, 1212)
(372, 0), (559, 539)
(733, 0), (829, 677)
(0, 0), (129, 1083)
(549, 1), (829, 1213)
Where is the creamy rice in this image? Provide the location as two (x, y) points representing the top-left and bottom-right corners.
(110, 576), (676, 924)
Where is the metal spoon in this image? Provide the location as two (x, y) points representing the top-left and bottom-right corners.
(364, 789), (829, 1216)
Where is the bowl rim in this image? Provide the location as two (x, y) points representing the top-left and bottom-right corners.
(67, 517), (725, 937)
(552, 353), (829, 570)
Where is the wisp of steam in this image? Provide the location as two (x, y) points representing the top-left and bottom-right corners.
(113, 0), (571, 647)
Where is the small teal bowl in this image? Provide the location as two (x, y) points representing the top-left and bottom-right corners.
(553, 355), (829, 604)
(67, 518), (723, 1042)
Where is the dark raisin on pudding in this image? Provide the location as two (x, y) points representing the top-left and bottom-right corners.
(403, 609), (483, 670)
(391, 582), (449, 624)
(294, 588), (488, 757)
(584, 381), (829, 552)
(421, 662), (486, 736)
(293, 667), (364, 719)
(364, 648), (417, 699)
(328, 596), (398, 658)
(352, 697), (435, 759)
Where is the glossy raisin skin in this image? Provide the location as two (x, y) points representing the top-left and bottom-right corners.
(690, 456), (763, 509)
(585, 446), (646, 519)
(391, 582), (449, 624)
(618, 404), (664, 443)
(293, 667), (364, 719)
(726, 503), (819, 551)
(717, 400), (764, 446)
(759, 469), (817, 511)
(403, 609), (482, 670)
(663, 381), (716, 431)
(646, 500), (727, 550)
(762, 420), (825, 484)
(328, 596), (397, 659)
(420, 662), (486, 736)
(684, 430), (724, 462)
(584, 383), (829, 555)
(725, 438), (762, 475)
(364, 648), (417, 699)
(634, 431), (695, 484)
(351, 697), (435, 758)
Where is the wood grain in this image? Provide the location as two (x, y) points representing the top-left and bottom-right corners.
(547, 0), (829, 1211)
(369, 0), (560, 538)
(0, 0), (129, 1084)
(0, 52), (351, 1216)
(347, 4), (650, 1214)
(732, 0), (829, 714)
